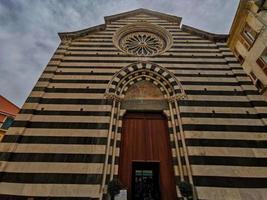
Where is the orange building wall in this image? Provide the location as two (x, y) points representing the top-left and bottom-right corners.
(0, 95), (20, 122)
(0, 95), (20, 141)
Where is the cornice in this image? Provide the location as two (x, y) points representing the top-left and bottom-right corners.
(58, 24), (106, 41)
(104, 8), (182, 25)
(181, 24), (228, 42)
(58, 8), (182, 41)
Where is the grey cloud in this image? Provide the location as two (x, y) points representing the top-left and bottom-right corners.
(0, 0), (239, 107)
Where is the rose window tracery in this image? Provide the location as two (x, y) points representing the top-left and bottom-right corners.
(121, 32), (164, 56)
(113, 22), (173, 57)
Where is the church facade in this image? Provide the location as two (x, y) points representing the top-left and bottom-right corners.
(0, 9), (267, 200)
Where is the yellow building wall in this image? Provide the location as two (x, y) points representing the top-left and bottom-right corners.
(228, 0), (267, 100)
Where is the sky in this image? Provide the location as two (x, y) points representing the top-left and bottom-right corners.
(0, 0), (239, 107)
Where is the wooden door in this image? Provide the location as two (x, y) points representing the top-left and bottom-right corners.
(118, 112), (177, 200)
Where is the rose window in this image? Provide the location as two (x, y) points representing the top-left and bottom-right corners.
(113, 22), (173, 57)
(120, 32), (164, 56)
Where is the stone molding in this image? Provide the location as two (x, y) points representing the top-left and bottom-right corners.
(182, 24), (228, 42)
(105, 61), (186, 102)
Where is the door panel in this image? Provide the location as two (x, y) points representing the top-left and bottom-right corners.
(119, 112), (177, 200)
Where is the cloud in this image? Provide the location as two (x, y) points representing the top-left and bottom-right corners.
(0, 0), (239, 107)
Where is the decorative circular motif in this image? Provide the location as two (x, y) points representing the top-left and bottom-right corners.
(121, 32), (164, 56)
(113, 22), (173, 57)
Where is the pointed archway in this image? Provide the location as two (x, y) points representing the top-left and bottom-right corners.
(100, 61), (194, 199)
(105, 61), (185, 100)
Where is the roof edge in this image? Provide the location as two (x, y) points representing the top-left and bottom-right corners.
(58, 8), (182, 41)
(58, 24), (106, 41)
(181, 24), (228, 42)
(0, 95), (20, 111)
(104, 8), (182, 25)
(227, 0), (248, 46)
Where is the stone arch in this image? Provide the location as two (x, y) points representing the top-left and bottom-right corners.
(105, 61), (186, 101)
(100, 61), (194, 200)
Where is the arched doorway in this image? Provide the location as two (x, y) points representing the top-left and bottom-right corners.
(119, 112), (177, 200)
(101, 61), (192, 200)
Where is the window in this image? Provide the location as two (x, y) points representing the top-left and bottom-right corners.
(113, 22), (173, 57)
(250, 71), (257, 82)
(256, 79), (265, 91)
(255, 0), (267, 12)
(233, 48), (245, 64)
(242, 23), (258, 44)
(256, 55), (267, 76)
(240, 23), (258, 49)
(239, 36), (251, 50)
(249, 71), (266, 93)
(1, 117), (14, 130)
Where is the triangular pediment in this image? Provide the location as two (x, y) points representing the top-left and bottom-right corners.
(58, 8), (182, 41)
(58, 8), (228, 42)
(104, 8), (182, 24)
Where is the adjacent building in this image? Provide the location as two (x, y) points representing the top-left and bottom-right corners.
(0, 8), (267, 200)
(0, 95), (19, 141)
(228, 0), (267, 100)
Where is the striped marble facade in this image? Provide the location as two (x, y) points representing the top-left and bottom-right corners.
(0, 9), (267, 200)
